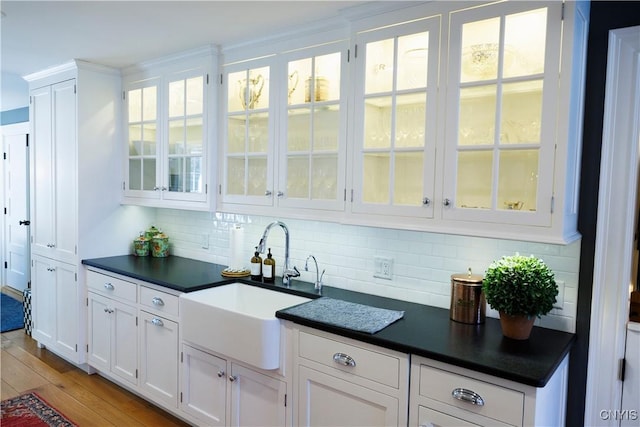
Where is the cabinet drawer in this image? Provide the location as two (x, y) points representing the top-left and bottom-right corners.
(298, 330), (402, 389)
(87, 270), (137, 303)
(140, 286), (179, 317)
(418, 364), (524, 426)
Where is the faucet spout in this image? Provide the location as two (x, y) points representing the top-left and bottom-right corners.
(305, 255), (324, 292)
(257, 221), (299, 286)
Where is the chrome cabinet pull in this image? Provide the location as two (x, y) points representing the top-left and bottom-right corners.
(277, 191), (284, 198)
(451, 388), (484, 406)
(265, 190), (272, 197)
(443, 198), (451, 207)
(228, 375), (238, 382)
(46, 243), (56, 248)
(151, 318), (164, 327)
(217, 370), (225, 378)
(333, 352), (356, 367)
(422, 197), (431, 206)
(104, 283), (114, 291)
(46, 267), (56, 272)
(151, 297), (164, 306)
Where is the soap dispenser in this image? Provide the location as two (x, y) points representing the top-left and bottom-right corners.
(263, 248), (275, 283)
(250, 246), (263, 281)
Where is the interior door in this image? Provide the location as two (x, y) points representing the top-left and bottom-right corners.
(3, 127), (30, 291)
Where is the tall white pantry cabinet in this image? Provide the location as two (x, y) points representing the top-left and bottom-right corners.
(25, 60), (125, 365)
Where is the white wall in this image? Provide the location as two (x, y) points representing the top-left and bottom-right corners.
(1, 72), (29, 111)
(149, 209), (580, 333)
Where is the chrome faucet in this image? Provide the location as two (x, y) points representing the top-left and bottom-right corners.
(305, 255), (325, 292)
(257, 221), (300, 286)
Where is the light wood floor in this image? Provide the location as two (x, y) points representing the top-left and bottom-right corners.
(1, 328), (190, 426)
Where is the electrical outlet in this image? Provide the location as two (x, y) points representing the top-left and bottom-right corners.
(374, 256), (393, 280)
(201, 234), (209, 249)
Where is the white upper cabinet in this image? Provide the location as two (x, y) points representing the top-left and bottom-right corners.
(122, 48), (216, 211)
(351, 16), (440, 219)
(213, 0), (588, 243)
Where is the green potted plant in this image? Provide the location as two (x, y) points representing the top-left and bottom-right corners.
(482, 254), (558, 340)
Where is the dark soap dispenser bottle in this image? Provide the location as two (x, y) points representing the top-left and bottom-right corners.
(263, 248), (275, 283)
(250, 246), (263, 281)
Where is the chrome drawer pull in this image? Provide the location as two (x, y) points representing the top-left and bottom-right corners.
(333, 352), (356, 367)
(151, 318), (164, 327)
(151, 297), (165, 306)
(451, 388), (484, 406)
(104, 283), (114, 291)
(217, 370), (225, 378)
(229, 375), (238, 382)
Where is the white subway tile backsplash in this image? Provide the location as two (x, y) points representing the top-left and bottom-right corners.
(153, 209), (580, 333)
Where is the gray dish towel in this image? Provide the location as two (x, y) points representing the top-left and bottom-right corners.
(282, 297), (404, 334)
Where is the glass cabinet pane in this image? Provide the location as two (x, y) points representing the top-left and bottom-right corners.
(498, 150), (538, 211)
(365, 39), (394, 94)
(461, 18), (500, 82)
(397, 32), (429, 91)
(501, 80), (543, 144)
(456, 151), (492, 209)
(364, 97), (392, 149)
(459, 85), (497, 146)
(394, 152), (423, 205)
(311, 155), (338, 200)
(363, 153), (390, 204)
(503, 8), (547, 78)
(247, 157), (267, 196)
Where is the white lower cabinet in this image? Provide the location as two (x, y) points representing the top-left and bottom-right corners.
(293, 326), (410, 427)
(180, 344), (287, 427)
(139, 311), (179, 408)
(87, 292), (138, 386)
(31, 255), (79, 362)
(86, 269), (181, 415)
(409, 355), (570, 427)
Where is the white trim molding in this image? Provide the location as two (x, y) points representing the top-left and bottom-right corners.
(586, 25), (640, 426)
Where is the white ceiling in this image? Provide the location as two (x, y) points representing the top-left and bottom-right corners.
(1, 0), (387, 79)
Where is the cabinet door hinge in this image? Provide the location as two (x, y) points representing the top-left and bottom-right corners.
(29, 96), (33, 105)
(354, 44), (358, 59)
(219, 184), (222, 195)
(618, 358), (626, 381)
(343, 189), (346, 202)
(220, 74), (223, 85)
(561, 2), (565, 20)
(206, 74), (209, 85)
(180, 392), (183, 403)
(26, 134), (29, 147)
(136, 369), (138, 379)
(136, 317), (138, 326)
(74, 84), (77, 94)
(75, 344), (78, 352)
(180, 352), (183, 363)
(347, 49), (350, 62)
(122, 91), (126, 101)
(3, 152), (6, 160)
(550, 196), (555, 214)
(122, 181), (126, 191)
(86, 344), (89, 352)
(75, 245), (78, 255)
(75, 272), (77, 282)
(205, 184), (208, 194)
(3, 207), (6, 214)
(4, 261), (7, 269)
(351, 189), (354, 203)
(284, 393), (287, 407)
(86, 297), (89, 307)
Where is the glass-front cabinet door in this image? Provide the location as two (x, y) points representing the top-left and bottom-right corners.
(222, 60), (274, 206)
(278, 41), (348, 211)
(126, 78), (160, 199)
(163, 69), (207, 203)
(351, 17), (440, 219)
(443, 1), (561, 226)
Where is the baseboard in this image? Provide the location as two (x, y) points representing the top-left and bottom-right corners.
(1, 286), (24, 302)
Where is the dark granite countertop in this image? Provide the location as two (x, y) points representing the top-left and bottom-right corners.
(82, 254), (575, 388)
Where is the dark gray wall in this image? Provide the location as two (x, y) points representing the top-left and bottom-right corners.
(570, 2), (640, 426)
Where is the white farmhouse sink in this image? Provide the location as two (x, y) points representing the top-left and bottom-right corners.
(180, 283), (310, 370)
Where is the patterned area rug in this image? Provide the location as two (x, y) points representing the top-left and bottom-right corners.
(0, 392), (77, 426)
